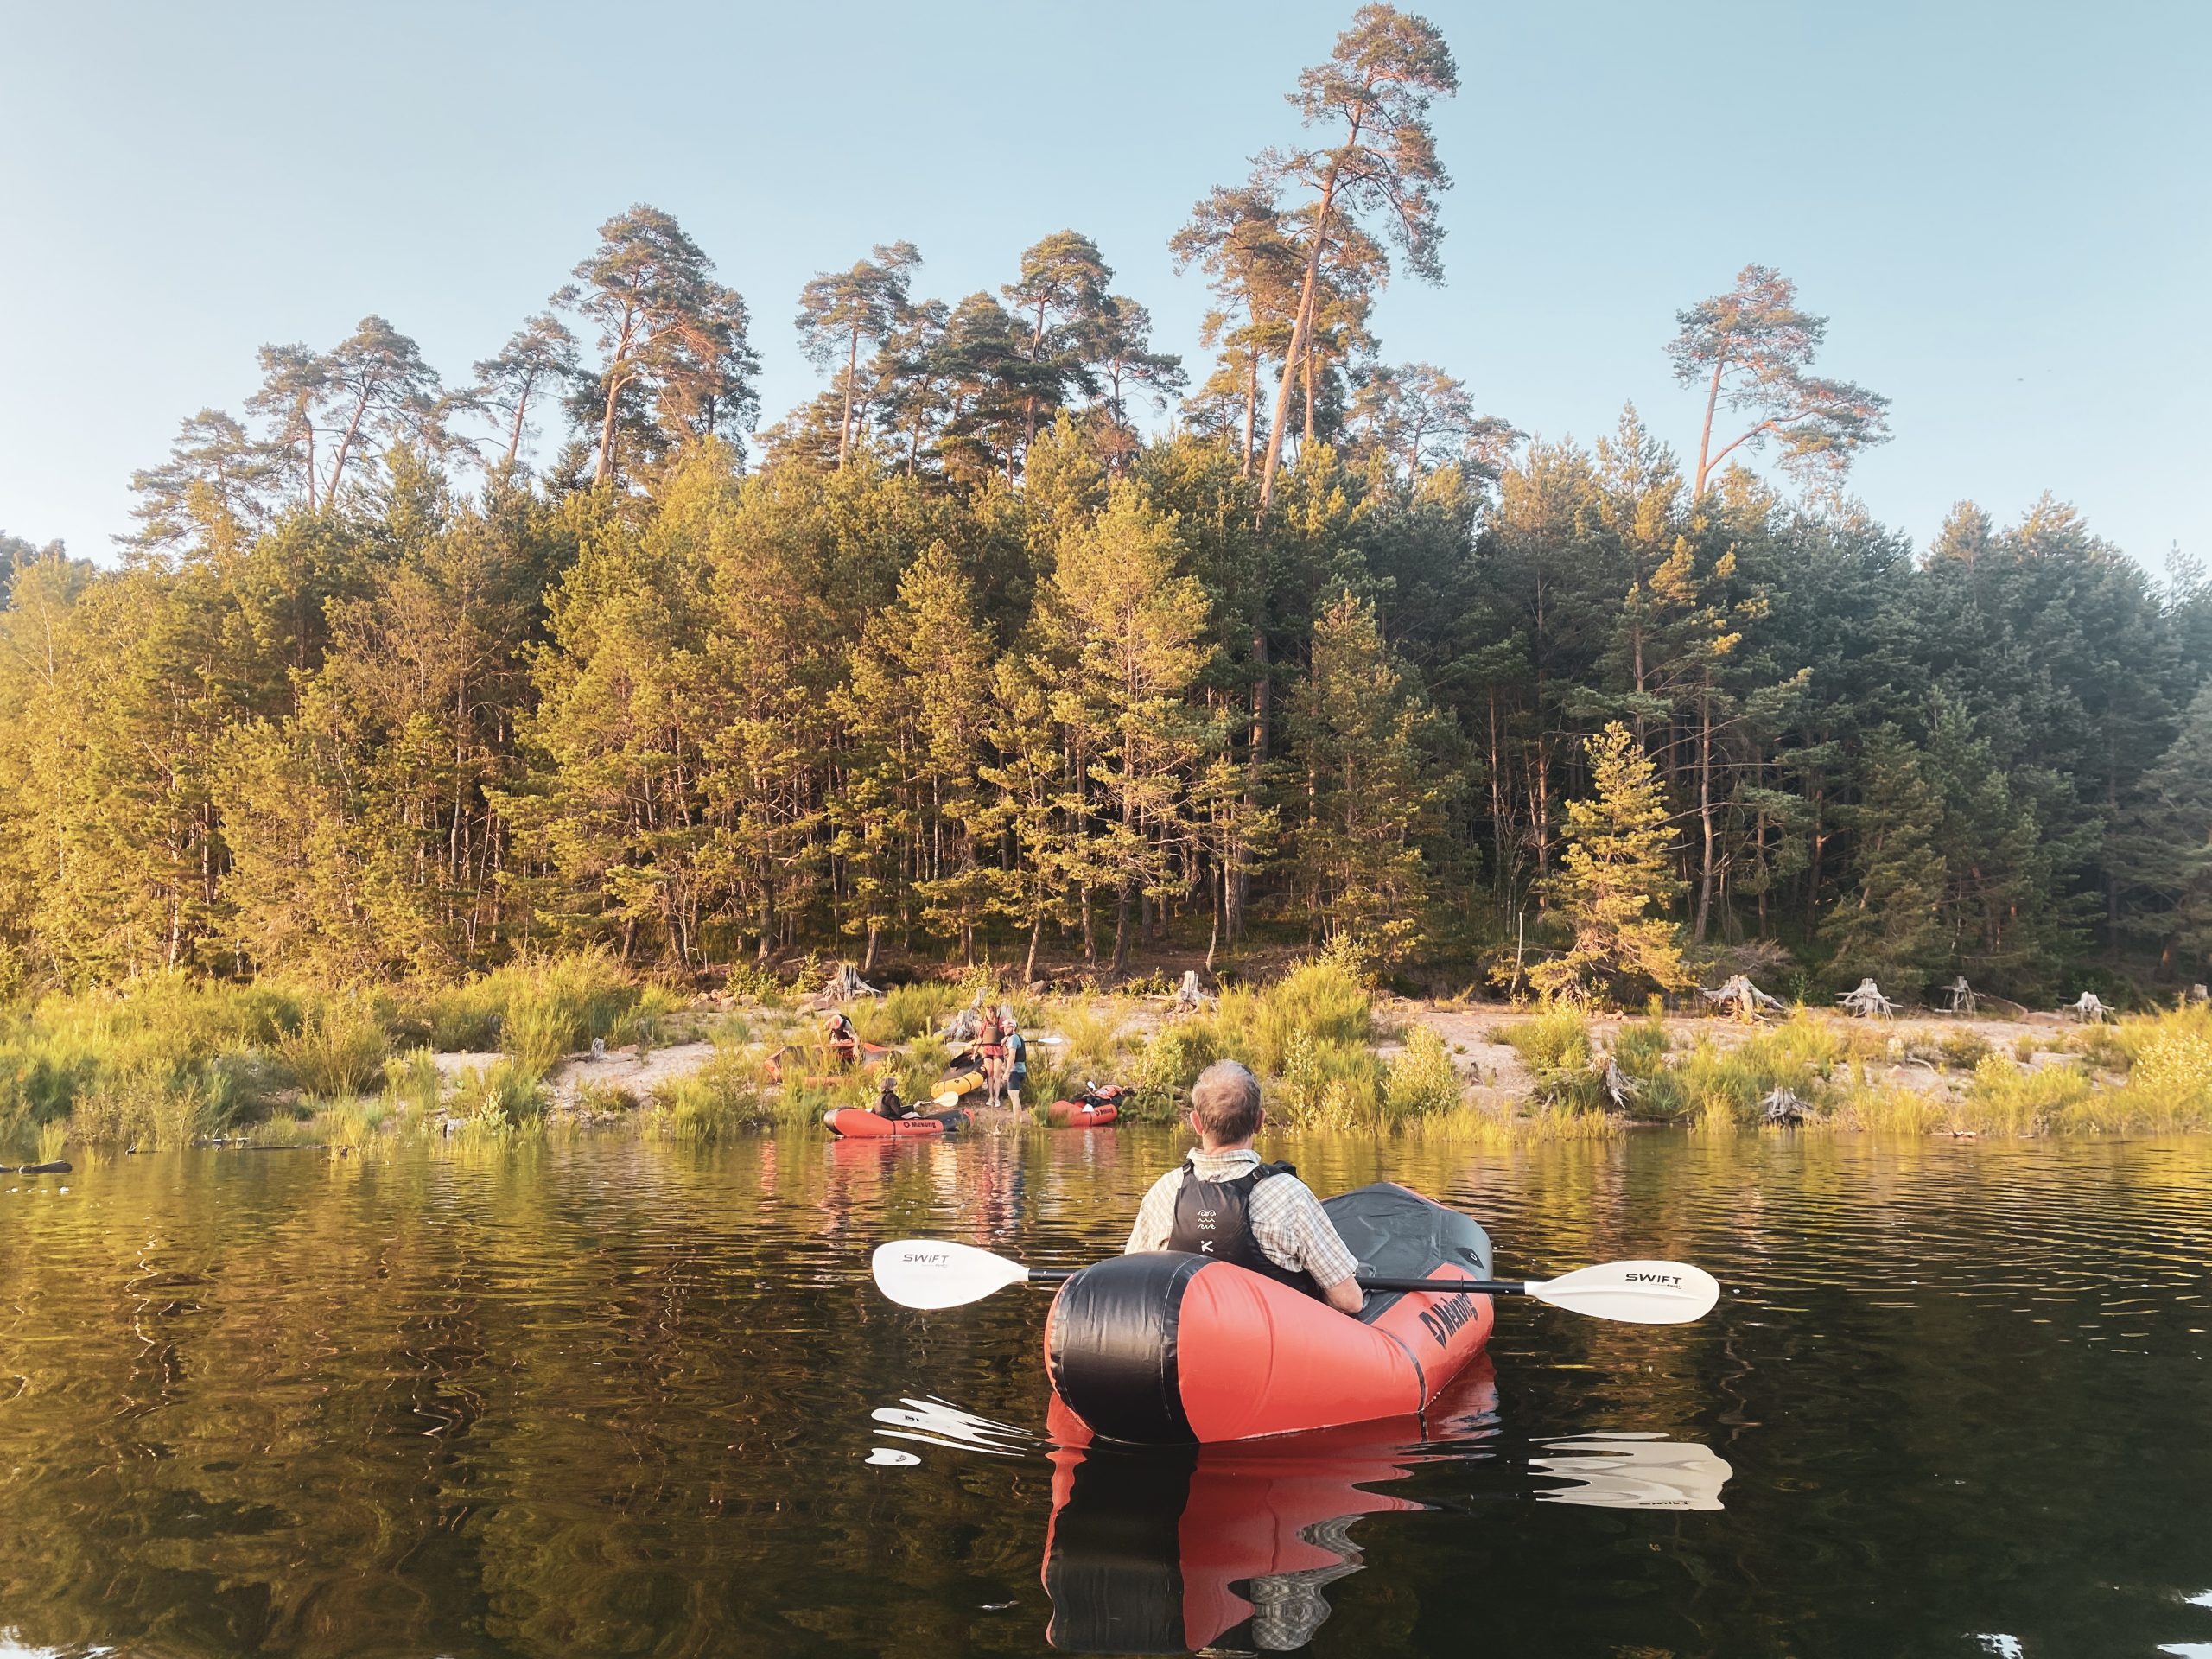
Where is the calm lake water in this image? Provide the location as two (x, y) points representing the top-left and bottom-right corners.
(2, 1128), (2208, 1658)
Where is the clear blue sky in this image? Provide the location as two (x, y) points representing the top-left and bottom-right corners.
(2, 0), (2205, 573)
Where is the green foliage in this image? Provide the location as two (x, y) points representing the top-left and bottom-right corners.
(0, 975), (307, 1148)
(645, 1045), (770, 1141)
(0, 167), (2202, 1010)
(1218, 957), (1373, 1076)
(451, 1059), (545, 1128)
(1613, 1007), (1674, 1082)
(414, 950), (648, 1058)
(383, 1046), (443, 1116)
(1128, 1021), (1221, 1122)
(1645, 1014), (1847, 1127)
(1382, 1024), (1462, 1122)
(1916, 1027), (1992, 1071)
(852, 982), (959, 1044)
(1286, 591), (1443, 962)
(1057, 1003), (1129, 1076)
(2113, 684), (2212, 978)
(1274, 1027), (1384, 1131)
(1498, 1002), (1592, 1076)
(1960, 1054), (2094, 1134)
(1525, 724), (1689, 1003)
(276, 1000), (391, 1100)
(1822, 725), (1947, 991)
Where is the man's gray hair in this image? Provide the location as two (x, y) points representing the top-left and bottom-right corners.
(1190, 1058), (1262, 1141)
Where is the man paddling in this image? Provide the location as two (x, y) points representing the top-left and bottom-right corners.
(1123, 1060), (1365, 1315)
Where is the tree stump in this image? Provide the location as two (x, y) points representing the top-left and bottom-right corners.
(828, 963), (880, 999)
(1760, 1087), (1812, 1126)
(1165, 969), (1215, 1014)
(1838, 978), (1897, 1019)
(1602, 1055), (1640, 1107)
(1700, 974), (1784, 1020)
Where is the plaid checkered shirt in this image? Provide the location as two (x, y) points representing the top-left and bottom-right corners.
(1123, 1148), (1361, 1289)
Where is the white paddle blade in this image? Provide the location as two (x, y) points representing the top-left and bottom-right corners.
(871, 1240), (1030, 1310)
(1527, 1260), (1719, 1325)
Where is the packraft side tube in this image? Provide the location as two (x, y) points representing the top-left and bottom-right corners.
(1045, 1100), (1120, 1128)
(1044, 1183), (1493, 1444)
(823, 1108), (965, 1139)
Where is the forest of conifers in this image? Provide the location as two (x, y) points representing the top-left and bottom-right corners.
(3, 7), (2208, 1006)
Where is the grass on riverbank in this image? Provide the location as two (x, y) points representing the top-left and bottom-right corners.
(1496, 998), (2212, 1136)
(13, 949), (2212, 1156)
(1121, 944), (1479, 1134)
(0, 950), (685, 1154)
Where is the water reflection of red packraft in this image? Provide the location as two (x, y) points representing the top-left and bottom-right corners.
(1045, 1084), (1127, 1128)
(823, 1107), (967, 1139)
(1045, 1182), (1494, 1445)
(1041, 1357), (1499, 1654)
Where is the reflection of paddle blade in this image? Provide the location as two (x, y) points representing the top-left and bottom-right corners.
(869, 1396), (1033, 1458)
(1529, 1433), (1732, 1510)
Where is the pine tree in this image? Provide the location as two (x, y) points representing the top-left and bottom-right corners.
(976, 658), (1082, 983)
(1822, 724), (1948, 988)
(1527, 723), (1688, 1001)
(1667, 264), (1891, 496)
(795, 243), (922, 469)
(1250, 5), (1459, 509)
(2113, 683), (2212, 982)
(842, 542), (995, 960)
(1286, 590), (1440, 961)
(1038, 482), (1213, 971)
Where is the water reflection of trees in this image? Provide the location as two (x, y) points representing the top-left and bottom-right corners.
(0, 1132), (2205, 1656)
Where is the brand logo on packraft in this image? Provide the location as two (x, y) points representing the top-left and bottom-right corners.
(1418, 1290), (1478, 1347)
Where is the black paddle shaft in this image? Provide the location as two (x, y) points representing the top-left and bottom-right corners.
(1025, 1268), (1527, 1295)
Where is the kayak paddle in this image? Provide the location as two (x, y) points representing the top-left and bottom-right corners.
(870, 1239), (1719, 1325)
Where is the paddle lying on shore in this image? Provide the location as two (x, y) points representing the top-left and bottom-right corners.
(871, 1239), (1719, 1325)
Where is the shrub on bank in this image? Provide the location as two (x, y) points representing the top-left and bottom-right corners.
(1637, 1014), (1847, 1126)
(854, 982), (961, 1045)
(1224, 957), (1373, 1077)
(1382, 1026), (1463, 1122)
(451, 1058), (546, 1128)
(1122, 955), (1381, 1127)
(1496, 1003), (1610, 1112)
(276, 997), (391, 1098)
(415, 950), (671, 1058)
(646, 1039), (775, 1141)
(0, 950), (691, 1148)
(0, 974), (310, 1152)
(1274, 1027), (1385, 1130)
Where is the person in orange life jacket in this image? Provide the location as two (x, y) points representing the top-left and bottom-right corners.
(1122, 1059), (1364, 1315)
(823, 1011), (860, 1065)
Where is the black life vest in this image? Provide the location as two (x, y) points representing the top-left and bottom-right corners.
(1165, 1157), (1323, 1299)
